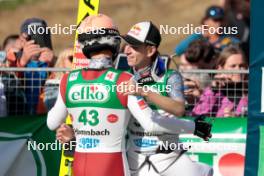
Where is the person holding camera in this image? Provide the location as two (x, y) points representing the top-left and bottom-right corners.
(177, 39), (216, 115)
(6, 19), (53, 68)
(6, 18), (55, 115)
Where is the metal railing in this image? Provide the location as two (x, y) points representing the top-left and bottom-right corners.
(0, 68), (248, 118)
(180, 69), (248, 117)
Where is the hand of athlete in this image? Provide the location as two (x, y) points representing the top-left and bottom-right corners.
(120, 78), (148, 97)
(194, 116), (212, 141)
(56, 123), (74, 143)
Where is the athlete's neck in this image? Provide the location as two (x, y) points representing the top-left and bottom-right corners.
(88, 51), (113, 69)
(87, 57), (112, 69)
(133, 65), (152, 80)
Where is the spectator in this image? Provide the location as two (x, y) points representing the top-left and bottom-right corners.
(177, 40), (216, 115)
(184, 39), (218, 69)
(1, 35), (27, 116)
(202, 6), (239, 48)
(0, 48), (7, 67)
(6, 18), (54, 67)
(0, 50), (7, 117)
(6, 18), (55, 115)
(37, 48), (73, 113)
(0, 77), (7, 117)
(50, 48), (73, 79)
(178, 52), (210, 99)
(222, 0), (250, 60)
(22, 18), (54, 115)
(2, 34), (19, 52)
(1, 35), (19, 67)
(174, 5), (239, 56)
(221, 0), (250, 40)
(183, 74), (211, 116)
(192, 45), (248, 117)
(1, 72), (27, 116)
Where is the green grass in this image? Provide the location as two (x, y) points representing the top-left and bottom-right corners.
(0, 0), (37, 10)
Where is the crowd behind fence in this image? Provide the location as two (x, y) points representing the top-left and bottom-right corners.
(0, 68), (248, 118)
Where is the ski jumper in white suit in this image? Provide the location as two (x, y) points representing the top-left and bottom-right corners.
(126, 68), (213, 176)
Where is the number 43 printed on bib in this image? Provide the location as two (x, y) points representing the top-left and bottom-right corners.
(78, 109), (99, 126)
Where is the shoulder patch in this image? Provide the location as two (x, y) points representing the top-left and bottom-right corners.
(105, 71), (118, 82)
(136, 96), (148, 110)
(69, 71), (79, 81)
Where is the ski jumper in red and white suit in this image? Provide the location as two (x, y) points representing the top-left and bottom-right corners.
(48, 68), (132, 176)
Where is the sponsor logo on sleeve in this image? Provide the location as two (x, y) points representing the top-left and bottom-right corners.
(105, 71), (117, 82)
(69, 72), (79, 81)
(136, 96), (148, 110)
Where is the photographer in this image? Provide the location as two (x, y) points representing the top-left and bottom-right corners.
(18, 18), (53, 67)
(178, 39), (216, 115)
(6, 18), (55, 115)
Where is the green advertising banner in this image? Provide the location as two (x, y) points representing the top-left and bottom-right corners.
(258, 126), (264, 176)
(0, 116), (246, 176)
(181, 118), (246, 176)
(0, 116), (61, 176)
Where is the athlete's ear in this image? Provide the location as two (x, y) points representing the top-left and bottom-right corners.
(146, 46), (157, 58)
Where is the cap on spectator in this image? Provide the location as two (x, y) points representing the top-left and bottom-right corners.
(205, 6), (225, 21)
(20, 18), (49, 35)
(123, 21), (161, 47)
